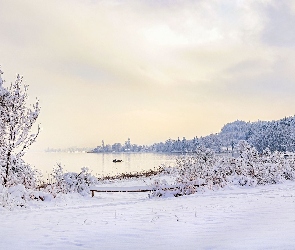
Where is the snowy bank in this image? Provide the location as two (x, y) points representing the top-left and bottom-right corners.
(1, 179), (295, 249)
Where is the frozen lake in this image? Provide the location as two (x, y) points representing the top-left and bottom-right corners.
(23, 152), (180, 178)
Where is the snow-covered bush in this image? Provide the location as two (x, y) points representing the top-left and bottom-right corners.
(174, 147), (220, 195)
(0, 184), (53, 209)
(45, 165), (98, 196)
(151, 142), (295, 197)
(150, 179), (179, 198)
(151, 147), (219, 197)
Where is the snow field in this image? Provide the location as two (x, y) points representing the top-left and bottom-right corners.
(1, 180), (295, 249)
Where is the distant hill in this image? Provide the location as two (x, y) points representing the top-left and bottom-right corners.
(150, 115), (295, 153)
(88, 115), (295, 154)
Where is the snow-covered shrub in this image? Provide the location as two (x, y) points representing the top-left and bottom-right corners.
(46, 165), (98, 196)
(151, 147), (220, 197)
(232, 141), (295, 185)
(175, 147), (220, 194)
(150, 142), (295, 198)
(150, 179), (180, 198)
(0, 156), (40, 189)
(0, 184), (53, 209)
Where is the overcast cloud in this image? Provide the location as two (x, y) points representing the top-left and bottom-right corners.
(0, 0), (295, 149)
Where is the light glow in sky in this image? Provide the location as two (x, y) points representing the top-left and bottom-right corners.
(1, 0), (295, 149)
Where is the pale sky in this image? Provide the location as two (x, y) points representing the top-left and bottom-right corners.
(1, 0), (295, 149)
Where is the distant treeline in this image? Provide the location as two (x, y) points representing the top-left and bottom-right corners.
(91, 115), (295, 154)
(45, 147), (92, 153)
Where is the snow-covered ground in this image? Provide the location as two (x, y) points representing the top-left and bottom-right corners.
(1, 179), (295, 250)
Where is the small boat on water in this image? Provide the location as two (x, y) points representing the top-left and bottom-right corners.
(113, 159), (123, 163)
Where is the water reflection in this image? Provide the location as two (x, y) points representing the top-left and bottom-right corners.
(23, 152), (179, 177)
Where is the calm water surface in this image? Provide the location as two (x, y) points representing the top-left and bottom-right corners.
(23, 152), (180, 177)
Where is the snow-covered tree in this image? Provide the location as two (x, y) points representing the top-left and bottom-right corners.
(0, 71), (40, 188)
